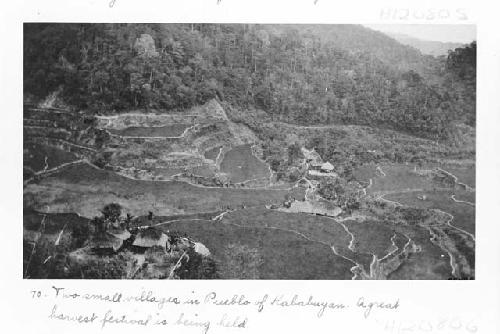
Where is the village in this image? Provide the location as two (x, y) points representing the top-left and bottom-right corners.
(67, 203), (213, 279)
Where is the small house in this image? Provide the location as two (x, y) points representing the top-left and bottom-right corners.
(132, 227), (170, 252)
(108, 226), (131, 241)
(320, 162), (334, 173)
(89, 232), (124, 254)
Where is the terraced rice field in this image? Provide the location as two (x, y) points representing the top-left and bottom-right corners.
(220, 144), (270, 183)
(108, 124), (191, 137)
(23, 162), (303, 218)
(24, 143), (78, 172)
(204, 146), (221, 160)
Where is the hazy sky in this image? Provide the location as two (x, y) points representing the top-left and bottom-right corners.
(364, 24), (476, 43)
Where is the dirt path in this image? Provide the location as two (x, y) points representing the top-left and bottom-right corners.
(426, 226), (458, 277)
(378, 233), (399, 262)
(28, 137), (97, 153)
(43, 156), (49, 172)
(450, 194), (475, 207)
(335, 221), (356, 252)
(153, 218), (214, 228)
(436, 167), (475, 191)
(24, 159), (86, 184)
(433, 208), (476, 241)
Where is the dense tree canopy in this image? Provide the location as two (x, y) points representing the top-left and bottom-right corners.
(24, 23), (475, 139)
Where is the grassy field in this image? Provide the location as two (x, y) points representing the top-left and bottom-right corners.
(422, 162), (476, 188)
(220, 144), (270, 183)
(153, 167), (184, 178)
(203, 146), (221, 160)
(352, 163), (379, 184)
(188, 164), (217, 178)
(388, 225), (454, 280)
(385, 190), (475, 235)
(108, 124), (191, 137)
(158, 219), (354, 279)
(366, 164), (436, 194)
(24, 210), (89, 233)
(24, 143), (78, 172)
(220, 208), (378, 274)
(440, 165), (475, 188)
(24, 162), (303, 218)
(454, 191), (475, 204)
(342, 219), (397, 259)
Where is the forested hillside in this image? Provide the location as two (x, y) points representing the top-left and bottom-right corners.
(24, 24), (475, 140)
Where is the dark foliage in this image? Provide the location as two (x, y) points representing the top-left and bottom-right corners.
(24, 24), (475, 139)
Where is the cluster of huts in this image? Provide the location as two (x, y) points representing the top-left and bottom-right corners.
(300, 147), (337, 178)
(87, 214), (209, 257)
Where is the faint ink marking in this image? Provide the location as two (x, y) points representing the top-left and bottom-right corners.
(379, 8), (468, 21)
(379, 317), (478, 333)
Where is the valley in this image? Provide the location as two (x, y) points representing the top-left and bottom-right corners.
(23, 99), (475, 280)
(22, 23), (475, 280)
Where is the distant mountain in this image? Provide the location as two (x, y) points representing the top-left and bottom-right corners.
(385, 32), (463, 57)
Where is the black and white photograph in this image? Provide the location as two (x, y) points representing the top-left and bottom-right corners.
(22, 23), (476, 280)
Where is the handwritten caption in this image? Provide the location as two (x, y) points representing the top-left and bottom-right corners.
(30, 286), (402, 333)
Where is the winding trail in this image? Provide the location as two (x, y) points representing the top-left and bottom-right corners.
(433, 208), (476, 241)
(436, 167), (475, 191)
(24, 159), (86, 184)
(215, 146), (225, 168)
(43, 156), (49, 172)
(26, 136), (97, 153)
(361, 178), (373, 196)
(336, 221), (356, 252)
(153, 218), (214, 228)
(379, 233), (399, 262)
(450, 194), (475, 207)
(426, 226), (458, 277)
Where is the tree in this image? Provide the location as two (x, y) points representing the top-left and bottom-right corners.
(101, 203), (122, 222)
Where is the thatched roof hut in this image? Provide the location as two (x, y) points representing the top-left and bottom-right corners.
(194, 242), (210, 256)
(320, 162), (334, 172)
(108, 226), (131, 241)
(132, 227), (170, 250)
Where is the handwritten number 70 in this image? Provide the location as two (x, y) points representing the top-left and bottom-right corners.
(30, 290), (42, 298)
